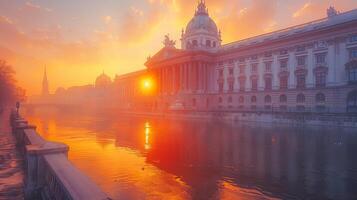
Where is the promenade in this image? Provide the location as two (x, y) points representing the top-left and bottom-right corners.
(0, 109), (24, 199)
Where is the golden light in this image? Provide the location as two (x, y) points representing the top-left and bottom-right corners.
(140, 77), (155, 94)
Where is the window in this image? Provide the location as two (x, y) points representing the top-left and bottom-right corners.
(297, 56), (306, 66)
(219, 82), (224, 92)
(265, 62), (272, 72)
(280, 59), (288, 68)
(251, 55), (258, 60)
(316, 71), (326, 87)
(297, 93), (305, 103)
(251, 96), (257, 103)
(264, 95), (272, 103)
(296, 105), (305, 111)
(192, 98), (197, 106)
(239, 96), (244, 103)
(280, 49), (288, 55)
(218, 97), (223, 103)
(213, 42), (216, 47)
(206, 40), (211, 47)
(351, 35), (357, 42)
(251, 64), (258, 73)
(251, 79), (258, 91)
(316, 93), (325, 103)
(219, 69), (224, 77)
(192, 40), (198, 46)
(297, 46), (305, 52)
(280, 76), (288, 89)
(296, 74), (306, 89)
(239, 65), (245, 74)
(351, 49), (357, 59)
(239, 79), (245, 92)
(348, 68), (357, 82)
(316, 53), (326, 64)
(229, 68), (234, 75)
(280, 94), (287, 103)
(265, 77), (272, 91)
(228, 82), (234, 92)
(347, 90), (357, 112)
(228, 96), (233, 103)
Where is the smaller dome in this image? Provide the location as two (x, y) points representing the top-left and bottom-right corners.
(95, 72), (112, 88)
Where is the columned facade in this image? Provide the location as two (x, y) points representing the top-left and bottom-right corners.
(113, 4), (357, 113)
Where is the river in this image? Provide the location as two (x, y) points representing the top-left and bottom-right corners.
(23, 108), (357, 200)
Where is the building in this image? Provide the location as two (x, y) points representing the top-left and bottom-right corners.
(117, 1), (357, 113)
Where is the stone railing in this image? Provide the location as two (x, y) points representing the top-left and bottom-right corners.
(10, 111), (111, 200)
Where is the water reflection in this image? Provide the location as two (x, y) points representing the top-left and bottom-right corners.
(23, 108), (357, 200)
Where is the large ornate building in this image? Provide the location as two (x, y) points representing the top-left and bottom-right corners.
(117, 1), (357, 113)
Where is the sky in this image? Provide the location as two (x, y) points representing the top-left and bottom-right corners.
(0, 0), (357, 95)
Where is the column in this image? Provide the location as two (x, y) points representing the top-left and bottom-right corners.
(288, 51), (296, 89)
(306, 48), (314, 88)
(272, 54), (279, 90)
(258, 58), (264, 91)
(327, 41), (336, 86)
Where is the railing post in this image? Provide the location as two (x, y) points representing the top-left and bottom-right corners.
(24, 142), (69, 199)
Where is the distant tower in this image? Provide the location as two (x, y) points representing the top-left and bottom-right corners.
(42, 67), (49, 96)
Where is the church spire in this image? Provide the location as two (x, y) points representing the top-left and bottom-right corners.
(42, 66), (49, 96)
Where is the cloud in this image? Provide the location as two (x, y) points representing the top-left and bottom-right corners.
(217, 0), (278, 42)
(293, 2), (312, 18)
(103, 15), (112, 24)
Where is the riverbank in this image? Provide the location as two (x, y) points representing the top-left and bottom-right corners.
(115, 110), (357, 128)
(0, 109), (24, 199)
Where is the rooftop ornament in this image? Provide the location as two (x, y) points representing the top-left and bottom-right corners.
(163, 34), (176, 48)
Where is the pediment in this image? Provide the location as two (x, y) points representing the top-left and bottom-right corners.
(146, 47), (184, 65)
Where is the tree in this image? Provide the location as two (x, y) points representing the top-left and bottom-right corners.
(0, 60), (26, 108)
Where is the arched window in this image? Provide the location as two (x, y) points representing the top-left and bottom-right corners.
(280, 94), (287, 103)
(239, 96), (244, 103)
(218, 97), (223, 103)
(192, 40), (198, 47)
(315, 93), (326, 103)
(206, 40), (211, 47)
(264, 95), (272, 103)
(213, 41), (216, 47)
(297, 93), (305, 103)
(347, 90), (357, 112)
(228, 96), (233, 103)
(251, 96), (257, 103)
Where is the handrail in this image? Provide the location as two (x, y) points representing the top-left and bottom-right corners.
(10, 110), (111, 200)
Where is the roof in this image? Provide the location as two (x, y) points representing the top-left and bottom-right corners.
(220, 8), (357, 52)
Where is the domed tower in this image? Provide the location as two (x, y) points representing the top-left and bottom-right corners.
(95, 71), (112, 88)
(181, 0), (221, 51)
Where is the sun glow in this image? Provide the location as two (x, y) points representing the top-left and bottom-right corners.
(140, 77), (155, 94)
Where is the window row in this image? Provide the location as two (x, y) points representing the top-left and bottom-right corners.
(218, 73), (326, 92)
(217, 93), (326, 104)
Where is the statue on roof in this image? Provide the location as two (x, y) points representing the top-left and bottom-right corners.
(327, 6), (339, 18)
(163, 34), (176, 48)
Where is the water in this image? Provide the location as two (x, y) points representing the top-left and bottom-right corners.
(23, 108), (357, 200)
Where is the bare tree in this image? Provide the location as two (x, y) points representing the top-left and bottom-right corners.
(0, 60), (26, 109)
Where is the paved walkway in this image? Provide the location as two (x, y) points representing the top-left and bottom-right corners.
(0, 109), (24, 200)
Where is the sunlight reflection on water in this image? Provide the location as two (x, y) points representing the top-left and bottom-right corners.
(23, 108), (357, 200)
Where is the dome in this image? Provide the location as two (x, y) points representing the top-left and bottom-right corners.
(185, 14), (218, 35)
(95, 72), (112, 88)
(184, 1), (218, 35)
(181, 1), (221, 50)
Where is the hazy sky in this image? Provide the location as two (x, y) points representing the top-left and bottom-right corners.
(1, 0), (356, 95)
